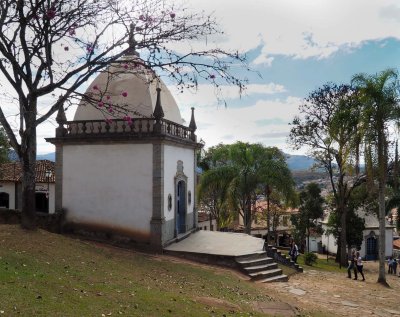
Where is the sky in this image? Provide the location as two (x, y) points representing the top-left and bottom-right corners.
(35, 0), (400, 154)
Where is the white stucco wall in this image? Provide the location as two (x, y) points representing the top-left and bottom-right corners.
(163, 145), (195, 222)
(62, 144), (153, 238)
(321, 225), (394, 258)
(306, 236), (321, 252)
(0, 182), (15, 209)
(35, 183), (55, 213)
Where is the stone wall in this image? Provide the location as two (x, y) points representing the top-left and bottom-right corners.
(0, 209), (63, 233)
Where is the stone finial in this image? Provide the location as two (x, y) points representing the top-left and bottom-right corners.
(125, 23), (139, 56)
(56, 101), (66, 125)
(189, 107), (197, 141)
(153, 87), (165, 120)
(56, 98), (67, 137)
(189, 107), (197, 131)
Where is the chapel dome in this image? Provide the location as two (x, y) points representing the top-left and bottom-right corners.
(73, 56), (183, 124)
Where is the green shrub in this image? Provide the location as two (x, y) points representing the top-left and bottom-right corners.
(304, 252), (318, 266)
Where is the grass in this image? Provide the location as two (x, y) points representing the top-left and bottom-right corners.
(279, 250), (345, 273)
(0, 225), (277, 316)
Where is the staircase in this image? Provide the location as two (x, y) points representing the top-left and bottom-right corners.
(236, 251), (288, 283)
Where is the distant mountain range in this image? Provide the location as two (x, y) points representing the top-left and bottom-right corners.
(285, 154), (316, 171)
(10, 152), (317, 171)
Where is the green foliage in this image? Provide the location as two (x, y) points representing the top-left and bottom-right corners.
(304, 252), (318, 266)
(197, 142), (295, 233)
(0, 127), (10, 163)
(328, 189), (371, 249)
(291, 182), (324, 250)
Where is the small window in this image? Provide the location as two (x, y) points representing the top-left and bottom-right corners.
(0, 192), (9, 208)
(188, 191), (192, 205)
(168, 194), (172, 211)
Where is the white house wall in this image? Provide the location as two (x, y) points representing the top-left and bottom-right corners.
(35, 183), (55, 214)
(62, 144), (153, 241)
(321, 225), (394, 258)
(163, 144), (195, 239)
(0, 182), (15, 209)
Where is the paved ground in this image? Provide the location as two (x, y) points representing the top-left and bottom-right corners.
(164, 232), (400, 316)
(263, 262), (400, 317)
(164, 230), (264, 256)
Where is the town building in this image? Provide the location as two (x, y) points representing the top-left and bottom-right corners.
(46, 51), (202, 250)
(0, 160), (55, 213)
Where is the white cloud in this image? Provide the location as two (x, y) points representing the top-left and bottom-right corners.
(170, 83), (286, 107)
(181, 0), (400, 62)
(179, 96), (302, 153)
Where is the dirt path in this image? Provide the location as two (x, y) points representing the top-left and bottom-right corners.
(263, 262), (400, 317)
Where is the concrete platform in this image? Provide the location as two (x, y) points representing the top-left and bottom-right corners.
(164, 230), (264, 256)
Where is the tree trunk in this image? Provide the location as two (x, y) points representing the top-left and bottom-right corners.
(20, 122), (37, 230)
(266, 186), (271, 245)
(244, 197), (252, 235)
(377, 181), (387, 285)
(377, 128), (387, 285)
(340, 209), (348, 267)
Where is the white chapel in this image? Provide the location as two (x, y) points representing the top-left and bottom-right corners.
(47, 51), (201, 250)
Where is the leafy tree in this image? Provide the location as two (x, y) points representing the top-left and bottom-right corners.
(290, 183), (324, 252)
(0, 0), (247, 229)
(259, 147), (296, 244)
(197, 142), (295, 234)
(352, 69), (400, 285)
(289, 83), (365, 266)
(197, 145), (233, 230)
(0, 127), (10, 163)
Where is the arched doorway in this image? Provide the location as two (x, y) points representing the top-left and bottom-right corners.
(176, 180), (186, 234)
(0, 192), (9, 208)
(35, 193), (49, 213)
(366, 234), (378, 261)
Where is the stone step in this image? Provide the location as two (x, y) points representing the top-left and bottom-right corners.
(243, 262), (278, 273)
(249, 268), (283, 280)
(257, 274), (288, 283)
(235, 251), (267, 262)
(236, 256), (274, 267)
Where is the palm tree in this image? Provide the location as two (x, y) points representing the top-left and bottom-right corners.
(258, 147), (296, 245)
(352, 68), (400, 285)
(197, 142), (295, 235)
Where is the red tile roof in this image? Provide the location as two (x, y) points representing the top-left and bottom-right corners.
(0, 160), (55, 183)
(394, 239), (400, 250)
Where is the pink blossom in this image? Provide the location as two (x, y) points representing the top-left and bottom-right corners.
(86, 44), (94, 53)
(123, 64), (128, 69)
(97, 101), (104, 107)
(64, 46), (69, 51)
(139, 14), (146, 21)
(107, 107), (114, 113)
(106, 95), (111, 100)
(124, 116), (133, 125)
(121, 91), (128, 97)
(93, 85), (99, 90)
(170, 12), (176, 19)
(105, 118), (113, 124)
(46, 7), (56, 20)
(68, 28), (76, 36)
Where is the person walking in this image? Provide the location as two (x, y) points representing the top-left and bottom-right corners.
(290, 241), (299, 263)
(356, 251), (365, 281)
(388, 257), (393, 274)
(347, 249), (358, 280)
(393, 258), (398, 275)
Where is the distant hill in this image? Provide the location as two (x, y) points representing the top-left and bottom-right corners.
(285, 154), (316, 171)
(37, 153), (55, 161)
(9, 151), (313, 170)
(8, 150), (55, 162)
